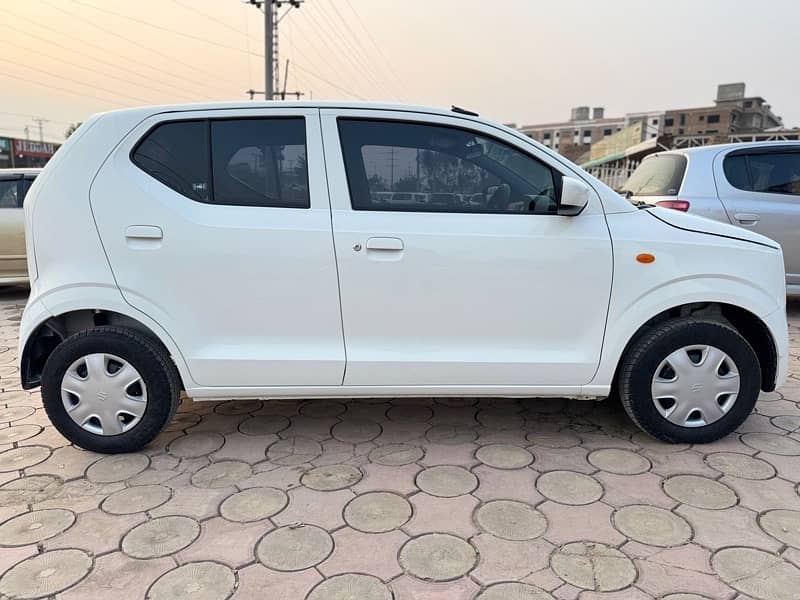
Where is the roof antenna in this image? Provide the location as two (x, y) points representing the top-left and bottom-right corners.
(452, 105), (479, 117)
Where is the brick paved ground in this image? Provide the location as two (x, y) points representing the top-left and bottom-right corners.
(1, 286), (799, 599)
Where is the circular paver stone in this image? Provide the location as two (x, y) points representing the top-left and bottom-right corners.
(613, 505), (692, 547)
(86, 453), (149, 483)
(551, 542), (636, 591)
(588, 448), (650, 475)
(0, 425), (41, 445)
(425, 424), (477, 444)
(0, 549), (92, 599)
(266, 438), (322, 465)
(147, 561), (235, 600)
(536, 471), (603, 505)
(741, 432), (800, 456)
(0, 509), (75, 546)
(663, 475), (737, 509)
(475, 500), (547, 540)
(662, 595), (714, 600)
(476, 444), (533, 469)
(399, 533), (477, 581)
(191, 461), (252, 489)
(387, 405), (433, 422)
(102, 485), (172, 515)
(168, 433), (225, 458)
(307, 573), (392, 600)
(164, 412), (202, 432)
(0, 475), (63, 506)
(712, 547), (800, 600)
(416, 465), (478, 497)
(300, 400), (346, 418)
(332, 419), (382, 443)
(214, 400), (262, 415)
(122, 516), (200, 558)
(220, 487), (288, 522)
(476, 582), (554, 600)
(369, 444), (424, 466)
(526, 431), (581, 449)
(772, 415), (800, 432)
(0, 406), (35, 422)
(301, 464), (362, 491)
(238, 415), (290, 436)
(760, 510), (800, 548)
(0, 446), (51, 472)
(631, 432), (690, 453)
(344, 492), (411, 533)
(705, 452), (776, 480)
(257, 525), (333, 571)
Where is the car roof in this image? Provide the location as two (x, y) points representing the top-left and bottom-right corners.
(0, 168), (41, 176)
(655, 140), (800, 158)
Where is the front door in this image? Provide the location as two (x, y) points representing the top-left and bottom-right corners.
(90, 108), (345, 388)
(321, 109), (613, 387)
(715, 148), (800, 285)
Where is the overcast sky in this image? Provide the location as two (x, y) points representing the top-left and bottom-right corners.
(2, 0), (798, 142)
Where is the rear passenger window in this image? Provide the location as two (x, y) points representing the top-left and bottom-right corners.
(723, 154), (751, 191)
(211, 119), (309, 208)
(724, 152), (800, 196)
(132, 118), (309, 208)
(132, 121), (210, 202)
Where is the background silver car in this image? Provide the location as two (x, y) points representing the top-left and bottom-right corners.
(622, 142), (800, 294)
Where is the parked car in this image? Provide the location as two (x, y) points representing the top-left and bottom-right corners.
(19, 102), (787, 452)
(620, 142), (800, 294)
(0, 168), (39, 285)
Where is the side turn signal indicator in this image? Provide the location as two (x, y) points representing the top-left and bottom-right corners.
(636, 253), (655, 264)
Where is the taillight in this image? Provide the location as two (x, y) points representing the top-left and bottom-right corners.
(655, 199), (690, 212)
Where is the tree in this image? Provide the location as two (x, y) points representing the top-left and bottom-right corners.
(64, 122), (83, 139)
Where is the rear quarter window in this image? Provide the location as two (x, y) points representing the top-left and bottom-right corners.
(621, 154), (687, 197)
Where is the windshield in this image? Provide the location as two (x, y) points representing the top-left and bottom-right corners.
(620, 154), (687, 197)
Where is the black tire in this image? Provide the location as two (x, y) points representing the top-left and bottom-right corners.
(41, 326), (181, 453)
(618, 318), (760, 444)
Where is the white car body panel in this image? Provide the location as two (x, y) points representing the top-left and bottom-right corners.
(18, 101), (788, 403)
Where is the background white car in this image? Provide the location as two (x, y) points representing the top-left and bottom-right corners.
(621, 142), (800, 294)
(20, 102), (787, 452)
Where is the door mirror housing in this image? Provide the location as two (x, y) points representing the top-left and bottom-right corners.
(558, 177), (590, 216)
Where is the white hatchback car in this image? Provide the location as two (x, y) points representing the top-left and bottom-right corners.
(20, 102), (788, 453)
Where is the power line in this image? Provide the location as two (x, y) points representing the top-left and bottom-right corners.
(297, 5), (392, 98)
(0, 72), (126, 110)
(0, 35), (202, 105)
(0, 20), (217, 101)
(318, 3), (395, 96)
(0, 112), (72, 126)
(292, 63), (367, 100)
(339, 0), (408, 96)
(38, 0), (245, 91)
(169, 0), (247, 35)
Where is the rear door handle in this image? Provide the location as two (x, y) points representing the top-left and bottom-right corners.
(366, 237), (404, 251)
(125, 225), (163, 240)
(734, 213), (760, 226)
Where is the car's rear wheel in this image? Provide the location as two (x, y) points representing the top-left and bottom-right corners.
(619, 318), (760, 444)
(41, 327), (180, 453)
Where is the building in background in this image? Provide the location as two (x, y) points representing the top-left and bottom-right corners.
(0, 139), (11, 168)
(0, 137), (60, 169)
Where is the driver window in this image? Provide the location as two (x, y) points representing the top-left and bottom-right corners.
(338, 119), (558, 214)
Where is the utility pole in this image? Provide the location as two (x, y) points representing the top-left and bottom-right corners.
(247, 0), (303, 100)
(31, 117), (48, 142)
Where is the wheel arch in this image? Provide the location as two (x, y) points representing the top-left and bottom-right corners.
(611, 302), (778, 393)
(21, 307), (189, 391)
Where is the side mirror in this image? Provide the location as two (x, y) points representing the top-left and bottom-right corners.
(558, 177), (590, 216)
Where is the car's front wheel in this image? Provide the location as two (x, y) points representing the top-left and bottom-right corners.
(619, 318), (761, 444)
(41, 326), (180, 453)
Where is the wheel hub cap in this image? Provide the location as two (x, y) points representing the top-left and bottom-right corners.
(60, 353), (148, 436)
(650, 344), (740, 428)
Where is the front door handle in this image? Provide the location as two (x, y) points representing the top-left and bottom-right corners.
(366, 237), (404, 251)
(125, 225), (163, 239)
(734, 213), (760, 226)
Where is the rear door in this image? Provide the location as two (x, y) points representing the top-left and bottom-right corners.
(714, 148), (800, 285)
(0, 176), (27, 280)
(90, 108), (345, 388)
(321, 109), (613, 387)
